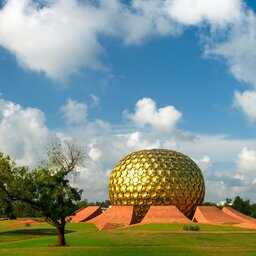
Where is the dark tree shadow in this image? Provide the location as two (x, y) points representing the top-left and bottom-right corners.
(0, 228), (74, 236)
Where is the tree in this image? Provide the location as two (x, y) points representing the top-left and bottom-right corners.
(250, 203), (256, 218)
(232, 196), (251, 215)
(12, 201), (41, 218)
(203, 202), (217, 206)
(75, 199), (89, 210)
(0, 141), (86, 246)
(0, 153), (17, 219)
(0, 196), (15, 219)
(224, 198), (232, 206)
(95, 200), (111, 208)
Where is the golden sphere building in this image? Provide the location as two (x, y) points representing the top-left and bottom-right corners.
(108, 149), (205, 221)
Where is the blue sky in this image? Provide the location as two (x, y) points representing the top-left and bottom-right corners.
(0, 0), (256, 203)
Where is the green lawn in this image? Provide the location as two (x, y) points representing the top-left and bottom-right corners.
(0, 220), (256, 255)
(126, 223), (255, 231)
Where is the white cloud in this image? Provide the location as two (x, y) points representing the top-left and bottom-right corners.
(234, 90), (256, 122)
(206, 11), (256, 86)
(122, 131), (161, 151)
(0, 0), (247, 80)
(73, 160), (109, 201)
(124, 97), (182, 135)
(193, 155), (211, 172)
(90, 94), (100, 108)
(236, 147), (256, 173)
(0, 0), (180, 78)
(0, 98), (54, 166)
(178, 134), (256, 163)
(88, 146), (102, 161)
(121, 0), (181, 44)
(165, 0), (243, 27)
(203, 8), (256, 121)
(0, 0), (109, 79)
(60, 98), (87, 124)
(234, 174), (245, 181)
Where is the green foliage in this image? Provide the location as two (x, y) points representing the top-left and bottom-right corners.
(75, 199), (88, 210)
(90, 200), (111, 208)
(0, 197), (14, 219)
(0, 141), (86, 246)
(95, 200), (111, 208)
(228, 195), (256, 217)
(204, 196), (256, 218)
(182, 224), (200, 231)
(12, 201), (42, 218)
(232, 196), (251, 215)
(251, 211), (256, 218)
(75, 199), (111, 211)
(224, 198), (232, 206)
(203, 201), (217, 206)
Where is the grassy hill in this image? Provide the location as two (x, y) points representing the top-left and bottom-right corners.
(0, 219), (256, 255)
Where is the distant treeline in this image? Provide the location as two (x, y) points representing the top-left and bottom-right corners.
(1, 196), (255, 219)
(203, 196), (256, 218)
(75, 199), (111, 210)
(0, 199), (111, 219)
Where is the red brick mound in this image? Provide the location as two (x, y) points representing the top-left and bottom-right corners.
(222, 207), (256, 223)
(141, 206), (191, 224)
(8, 219), (42, 227)
(71, 206), (102, 223)
(222, 207), (256, 229)
(234, 222), (256, 229)
(192, 206), (240, 225)
(88, 206), (137, 230)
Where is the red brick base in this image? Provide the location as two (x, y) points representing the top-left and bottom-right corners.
(71, 206), (102, 223)
(88, 206), (137, 230)
(141, 206), (191, 224)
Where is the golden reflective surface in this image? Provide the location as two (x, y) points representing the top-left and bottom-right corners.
(109, 149), (205, 221)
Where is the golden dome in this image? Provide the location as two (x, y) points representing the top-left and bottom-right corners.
(108, 149), (205, 221)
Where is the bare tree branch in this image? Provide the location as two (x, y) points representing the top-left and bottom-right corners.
(47, 141), (86, 175)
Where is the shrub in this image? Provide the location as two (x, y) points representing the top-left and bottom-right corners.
(182, 224), (200, 231)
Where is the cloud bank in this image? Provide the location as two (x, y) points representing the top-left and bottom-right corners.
(1, 95), (256, 202)
(0, 98), (54, 166)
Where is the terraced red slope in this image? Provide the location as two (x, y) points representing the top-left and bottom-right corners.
(192, 206), (241, 225)
(223, 206), (256, 223)
(141, 206), (191, 224)
(88, 206), (137, 230)
(71, 206), (102, 223)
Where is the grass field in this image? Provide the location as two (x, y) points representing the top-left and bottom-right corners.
(1, 219), (256, 255)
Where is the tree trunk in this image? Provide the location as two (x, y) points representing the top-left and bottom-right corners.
(57, 226), (66, 246)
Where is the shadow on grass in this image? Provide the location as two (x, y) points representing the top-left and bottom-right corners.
(0, 228), (74, 236)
